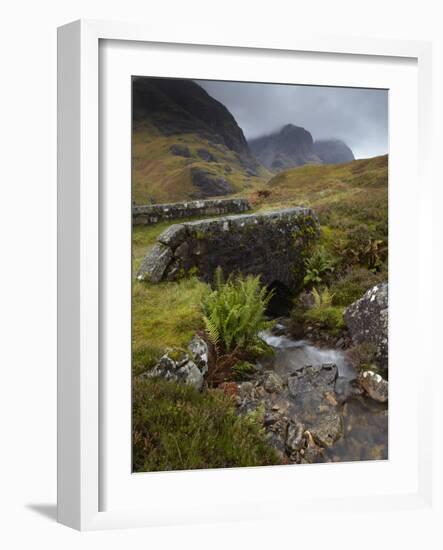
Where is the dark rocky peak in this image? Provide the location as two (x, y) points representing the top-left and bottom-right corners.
(313, 139), (355, 164)
(132, 77), (250, 156)
(275, 124), (314, 154)
(249, 124), (355, 172)
(249, 124), (319, 171)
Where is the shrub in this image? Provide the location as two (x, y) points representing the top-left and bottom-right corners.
(347, 342), (378, 371)
(311, 287), (334, 308)
(330, 267), (385, 306)
(231, 360), (257, 381)
(303, 306), (345, 336)
(132, 344), (163, 377)
(303, 247), (335, 287)
(202, 267), (273, 353)
(291, 286), (345, 337)
(132, 377), (280, 472)
(336, 225), (387, 272)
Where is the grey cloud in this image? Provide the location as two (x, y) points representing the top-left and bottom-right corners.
(196, 80), (388, 159)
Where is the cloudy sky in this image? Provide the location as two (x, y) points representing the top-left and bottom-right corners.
(196, 80), (388, 159)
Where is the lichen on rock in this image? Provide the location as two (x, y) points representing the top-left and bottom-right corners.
(344, 282), (388, 369)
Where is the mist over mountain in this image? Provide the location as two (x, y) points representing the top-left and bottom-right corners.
(313, 139), (355, 165)
(249, 124), (354, 171)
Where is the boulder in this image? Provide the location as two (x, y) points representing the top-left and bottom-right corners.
(359, 370), (388, 402)
(344, 283), (388, 369)
(287, 363), (338, 398)
(197, 148), (217, 162)
(136, 243), (173, 283)
(142, 340), (208, 390)
(286, 420), (304, 452)
(309, 411), (343, 447)
(187, 334), (209, 376)
(263, 372), (285, 393)
(190, 168), (234, 197)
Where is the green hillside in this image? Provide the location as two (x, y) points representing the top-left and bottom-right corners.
(255, 154), (387, 223)
(133, 154), (388, 359)
(132, 77), (271, 203)
(132, 123), (270, 203)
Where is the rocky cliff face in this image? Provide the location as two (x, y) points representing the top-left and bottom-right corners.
(249, 124), (354, 172)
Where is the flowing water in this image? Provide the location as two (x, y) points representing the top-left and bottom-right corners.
(259, 326), (388, 463)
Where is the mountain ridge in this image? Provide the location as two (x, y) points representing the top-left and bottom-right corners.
(249, 124), (355, 172)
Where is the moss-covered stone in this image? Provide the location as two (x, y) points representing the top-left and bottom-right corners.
(138, 207), (319, 289)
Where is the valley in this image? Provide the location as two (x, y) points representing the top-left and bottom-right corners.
(131, 77), (388, 472)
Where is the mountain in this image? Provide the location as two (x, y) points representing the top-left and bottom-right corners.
(249, 124), (354, 172)
(313, 139), (355, 164)
(132, 77), (268, 203)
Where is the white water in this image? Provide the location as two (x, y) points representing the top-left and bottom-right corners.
(259, 330), (356, 379)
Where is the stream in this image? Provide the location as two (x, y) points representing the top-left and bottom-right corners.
(259, 324), (388, 463)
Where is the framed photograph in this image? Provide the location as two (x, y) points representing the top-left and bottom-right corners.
(57, 20), (433, 530)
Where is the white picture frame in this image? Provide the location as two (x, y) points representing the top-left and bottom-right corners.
(57, 19), (433, 531)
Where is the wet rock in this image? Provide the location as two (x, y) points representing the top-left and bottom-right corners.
(286, 421), (304, 452)
(137, 242), (173, 282)
(265, 431), (287, 457)
(344, 282), (388, 369)
(334, 376), (364, 404)
(263, 411), (281, 427)
(301, 431), (325, 463)
(271, 321), (290, 336)
(264, 372), (284, 393)
(309, 411), (343, 447)
(287, 363), (338, 398)
(359, 370), (388, 402)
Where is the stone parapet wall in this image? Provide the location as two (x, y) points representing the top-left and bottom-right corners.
(137, 207), (319, 289)
(133, 198), (251, 225)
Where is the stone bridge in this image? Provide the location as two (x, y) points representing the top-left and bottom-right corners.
(137, 207), (319, 289)
(133, 197), (251, 225)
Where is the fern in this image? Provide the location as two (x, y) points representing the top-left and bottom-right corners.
(202, 269), (274, 353)
(203, 314), (221, 350)
(311, 287), (334, 309)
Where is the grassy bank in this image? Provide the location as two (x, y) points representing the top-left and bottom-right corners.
(133, 378), (280, 472)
